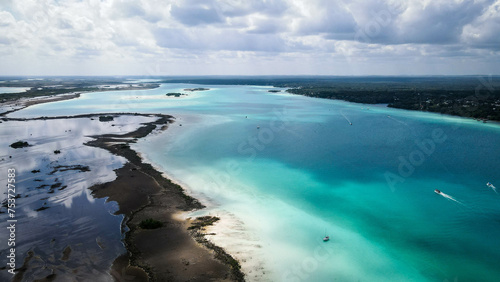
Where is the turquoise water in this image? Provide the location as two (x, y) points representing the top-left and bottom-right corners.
(11, 84), (500, 281)
(0, 87), (30, 94)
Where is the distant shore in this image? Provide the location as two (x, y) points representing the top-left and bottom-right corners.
(0, 83), (160, 116)
(155, 76), (500, 122)
(0, 92), (81, 116)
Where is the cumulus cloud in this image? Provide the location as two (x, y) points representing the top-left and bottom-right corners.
(170, 0), (226, 26)
(0, 0), (498, 75)
(0, 11), (15, 27)
(461, 0), (500, 49)
(154, 27), (287, 52)
(341, 0), (496, 46)
(295, 0), (357, 37)
(394, 0), (489, 44)
(111, 0), (147, 19)
(246, 16), (287, 34)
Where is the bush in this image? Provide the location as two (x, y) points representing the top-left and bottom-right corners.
(99, 116), (114, 122)
(10, 141), (29, 148)
(188, 216), (220, 230)
(139, 218), (163, 229)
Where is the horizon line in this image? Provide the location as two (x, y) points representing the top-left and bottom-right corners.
(1, 74), (499, 78)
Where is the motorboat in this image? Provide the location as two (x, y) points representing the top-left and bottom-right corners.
(434, 189), (441, 194)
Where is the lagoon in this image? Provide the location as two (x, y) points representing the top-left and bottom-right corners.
(0, 87), (31, 94)
(9, 84), (500, 281)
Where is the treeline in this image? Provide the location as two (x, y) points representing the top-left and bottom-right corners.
(283, 77), (500, 121)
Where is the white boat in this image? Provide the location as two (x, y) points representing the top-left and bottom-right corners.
(323, 236), (330, 242)
(487, 182), (495, 188)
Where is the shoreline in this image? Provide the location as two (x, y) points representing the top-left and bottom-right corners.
(283, 91), (500, 124)
(1, 90), (245, 281)
(3, 81), (500, 281)
(84, 113), (244, 281)
(280, 90), (500, 128)
(131, 115), (272, 281)
(0, 92), (81, 116)
(0, 83), (160, 116)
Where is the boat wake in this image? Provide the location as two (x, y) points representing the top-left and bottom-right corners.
(487, 182), (497, 194)
(387, 115), (409, 127)
(436, 190), (465, 206)
(340, 110), (352, 125)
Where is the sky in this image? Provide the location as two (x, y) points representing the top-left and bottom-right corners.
(0, 0), (499, 76)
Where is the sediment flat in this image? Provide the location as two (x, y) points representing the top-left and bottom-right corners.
(85, 114), (244, 281)
(1, 108), (244, 281)
(1, 86), (243, 281)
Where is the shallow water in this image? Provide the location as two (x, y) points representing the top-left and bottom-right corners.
(0, 115), (157, 281)
(9, 84), (500, 281)
(0, 87), (31, 94)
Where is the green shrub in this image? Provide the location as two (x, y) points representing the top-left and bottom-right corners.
(10, 141), (29, 148)
(139, 218), (163, 229)
(99, 115), (114, 122)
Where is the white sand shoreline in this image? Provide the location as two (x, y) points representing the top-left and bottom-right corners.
(131, 119), (274, 282)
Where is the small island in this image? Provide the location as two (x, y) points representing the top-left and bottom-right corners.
(268, 89), (281, 93)
(166, 92), (185, 97)
(10, 141), (30, 148)
(184, 88), (210, 92)
(99, 115), (114, 122)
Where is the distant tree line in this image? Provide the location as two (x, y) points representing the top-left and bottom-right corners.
(285, 82), (500, 121)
